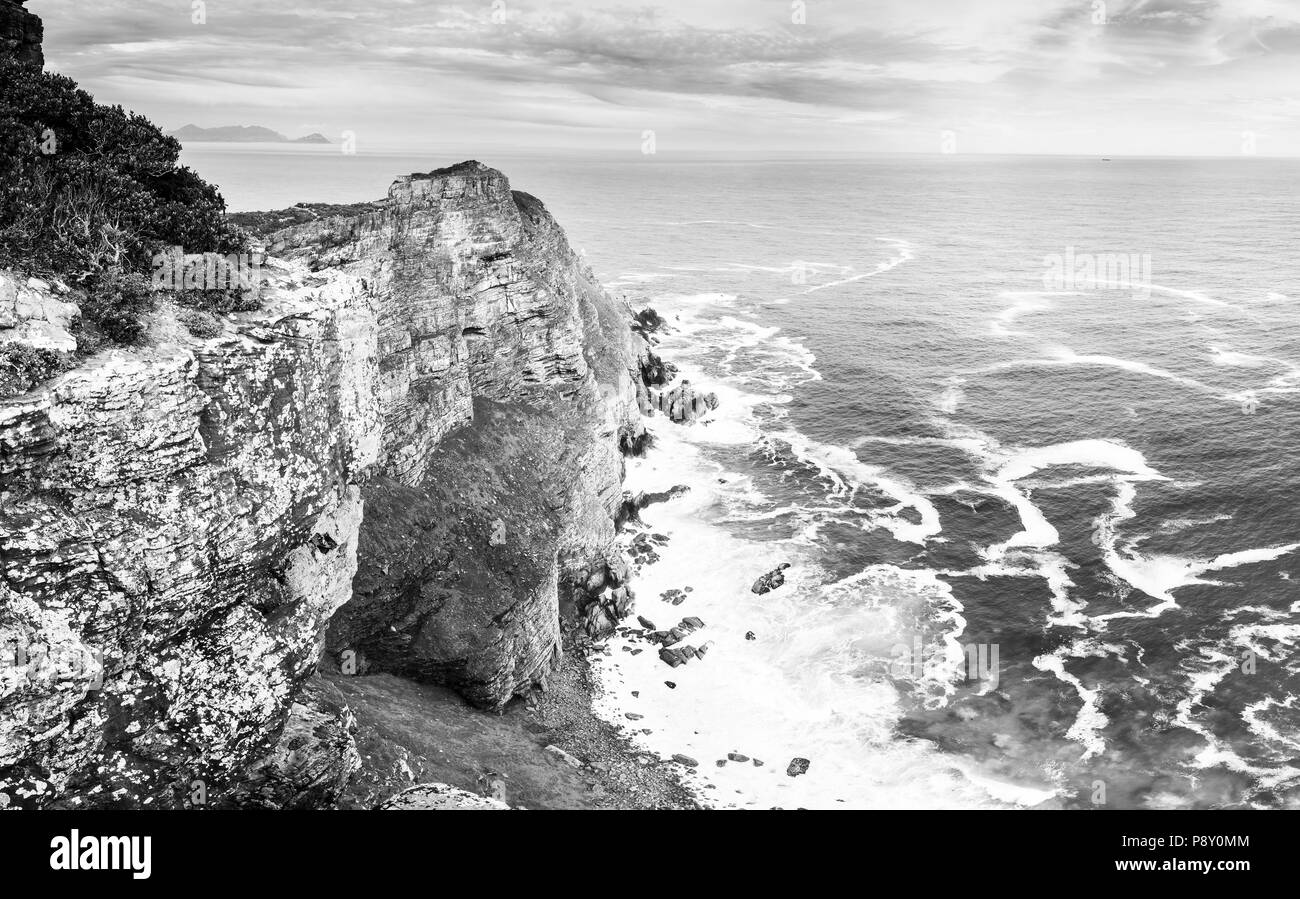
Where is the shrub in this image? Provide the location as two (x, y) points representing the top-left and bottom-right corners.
(0, 56), (249, 345)
(176, 308), (223, 339)
(75, 269), (153, 345)
(0, 342), (70, 398)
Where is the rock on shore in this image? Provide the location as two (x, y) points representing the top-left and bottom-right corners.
(380, 783), (512, 810)
(752, 563), (792, 595)
(649, 380), (719, 424)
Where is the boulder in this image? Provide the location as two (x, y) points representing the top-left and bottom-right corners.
(751, 563), (792, 595)
(650, 380), (719, 424)
(380, 782), (511, 810)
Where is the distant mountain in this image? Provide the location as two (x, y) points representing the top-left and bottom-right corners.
(171, 124), (331, 145)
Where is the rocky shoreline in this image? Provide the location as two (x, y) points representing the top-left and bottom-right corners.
(331, 309), (725, 810)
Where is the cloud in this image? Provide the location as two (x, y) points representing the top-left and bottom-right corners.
(25, 0), (1300, 155)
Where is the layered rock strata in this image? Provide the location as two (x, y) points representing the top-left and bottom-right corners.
(0, 162), (659, 807)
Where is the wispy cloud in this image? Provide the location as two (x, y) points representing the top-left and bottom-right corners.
(28, 0), (1300, 155)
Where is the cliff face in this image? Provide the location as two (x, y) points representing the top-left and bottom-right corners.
(0, 162), (652, 808)
(0, 0), (41, 67)
(268, 164), (648, 705)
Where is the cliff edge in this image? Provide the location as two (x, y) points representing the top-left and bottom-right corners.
(0, 4), (694, 810)
(0, 161), (661, 808)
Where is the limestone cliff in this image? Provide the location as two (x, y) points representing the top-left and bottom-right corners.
(0, 162), (656, 808)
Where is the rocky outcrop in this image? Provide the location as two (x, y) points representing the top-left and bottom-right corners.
(649, 379), (719, 424)
(0, 264), (378, 808)
(0, 273), (78, 351)
(0, 162), (652, 806)
(751, 563), (791, 595)
(267, 162), (646, 706)
(616, 484), (690, 530)
(225, 678), (361, 809)
(0, 0), (42, 67)
(380, 782), (511, 810)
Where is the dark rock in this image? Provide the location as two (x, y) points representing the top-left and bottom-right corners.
(616, 484), (690, 529)
(751, 563), (792, 595)
(618, 422), (653, 457)
(629, 532), (665, 567)
(0, 0), (43, 67)
(650, 380), (720, 424)
(639, 349), (678, 387)
(632, 307), (668, 335)
(786, 757), (811, 777)
(660, 588), (687, 605)
(727, 752), (750, 763)
(745, 631), (756, 641)
(671, 754), (698, 768)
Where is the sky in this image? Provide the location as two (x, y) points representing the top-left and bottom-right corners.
(29, 0), (1300, 156)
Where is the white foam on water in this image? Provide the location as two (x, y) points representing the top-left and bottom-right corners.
(1209, 345), (1273, 368)
(990, 292), (1065, 338)
(773, 430), (942, 545)
(1156, 513), (1233, 534)
(994, 438), (1164, 483)
(1243, 695), (1300, 751)
(586, 290), (1048, 808)
(648, 307), (821, 446)
(1033, 644), (1108, 760)
(1150, 283), (1249, 313)
(660, 219), (778, 230)
(931, 432), (1178, 756)
(800, 238), (914, 295)
(986, 347), (1220, 398)
(1174, 617), (1300, 791)
(592, 424), (1007, 809)
(710, 261), (848, 277)
(1096, 491), (1300, 618)
(935, 376), (966, 413)
(607, 271), (674, 287)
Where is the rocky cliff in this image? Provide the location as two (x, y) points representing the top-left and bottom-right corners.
(0, 0), (41, 67)
(0, 161), (662, 808)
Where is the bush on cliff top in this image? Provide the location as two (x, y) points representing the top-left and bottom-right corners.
(0, 55), (248, 346)
(228, 201), (385, 241)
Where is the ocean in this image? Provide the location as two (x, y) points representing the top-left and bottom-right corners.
(186, 145), (1300, 809)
